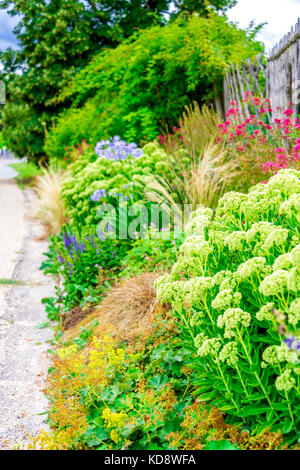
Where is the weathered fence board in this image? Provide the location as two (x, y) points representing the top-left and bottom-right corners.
(223, 19), (300, 120)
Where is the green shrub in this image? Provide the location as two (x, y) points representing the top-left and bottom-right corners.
(121, 225), (184, 276)
(155, 169), (300, 442)
(45, 13), (263, 160)
(60, 141), (172, 230)
(41, 228), (130, 313)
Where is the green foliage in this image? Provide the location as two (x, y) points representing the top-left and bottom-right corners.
(35, 313), (197, 450)
(45, 13), (263, 160)
(155, 169), (300, 441)
(40, 228), (130, 312)
(121, 225), (184, 275)
(0, 1), (238, 161)
(60, 141), (171, 229)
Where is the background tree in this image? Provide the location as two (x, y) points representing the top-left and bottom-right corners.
(0, 0), (238, 161)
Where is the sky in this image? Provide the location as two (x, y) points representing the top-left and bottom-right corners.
(227, 0), (300, 52)
(0, 10), (19, 51)
(0, 1), (300, 52)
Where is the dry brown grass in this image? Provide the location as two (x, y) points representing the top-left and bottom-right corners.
(63, 272), (162, 343)
(35, 169), (68, 237)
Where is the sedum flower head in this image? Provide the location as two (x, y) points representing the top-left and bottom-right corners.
(215, 192), (246, 219)
(287, 268), (300, 293)
(155, 280), (186, 304)
(217, 308), (251, 338)
(212, 289), (241, 311)
(267, 170), (300, 196)
(213, 270), (233, 286)
(185, 206), (213, 236)
(190, 311), (205, 327)
(273, 253), (292, 271)
(194, 332), (208, 349)
(288, 298), (300, 326)
(185, 276), (215, 307)
(290, 244), (300, 270)
(263, 228), (289, 250)
(197, 337), (222, 358)
(259, 270), (289, 296)
(219, 341), (239, 366)
(224, 231), (247, 251)
(179, 237), (213, 258)
(236, 257), (267, 281)
(246, 222), (276, 243)
(256, 303), (275, 322)
(279, 193), (300, 219)
(219, 274), (237, 292)
(262, 346), (280, 365)
(277, 343), (298, 364)
(275, 369), (296, 392)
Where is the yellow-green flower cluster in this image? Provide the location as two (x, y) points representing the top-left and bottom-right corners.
(262, 344), (298, 367)
(259, 270), (289, 296)
(179, 237), (213, 258)
(197, 337), (222, 358)
(212, 289), (241, 311)
(185, 206), (213, 236)
(235, 257), (268, 281)
(190, 311), (205, 327)
(273, 253), (292, 271)
(275, 369), (296, 392)
(217, 308), (251, 338)
(279, 193), (300, 221)
(263, 228), (289, 251)
(224, 231), (247, 251)
(256, 303), (275, 322)
(219, 341), (239, 366)
(289, 298), (300, 326)
(185, 276), (215, 308)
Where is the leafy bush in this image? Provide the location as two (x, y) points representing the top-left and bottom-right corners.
(45, 13), (263, 160)
(121, 225), (184, 275)
(31, 314), (195, 450)
(216, 95), (300, 189)
(41, 228), (130, 313)
(60, 140), (171, 230)
(155, 169), (300, 441)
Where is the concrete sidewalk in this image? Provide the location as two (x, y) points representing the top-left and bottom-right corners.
(0, 159), (54, 449)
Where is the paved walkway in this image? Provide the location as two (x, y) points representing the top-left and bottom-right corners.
(0, 158), (54, 449)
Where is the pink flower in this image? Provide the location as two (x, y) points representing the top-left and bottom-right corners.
(260, 108), (266, 114)
(284, 108), (293, 116)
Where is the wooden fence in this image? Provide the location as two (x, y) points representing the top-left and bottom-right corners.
(223, 19), (300, 120)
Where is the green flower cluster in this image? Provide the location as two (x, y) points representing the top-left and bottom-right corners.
(155, 169), (300, 436)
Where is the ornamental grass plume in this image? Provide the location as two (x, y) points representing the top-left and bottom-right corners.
(35, 169), (68, 238)
(160, 102), (220, 159)
(145, 141), (238, 221)
(63, 272), (161, 342)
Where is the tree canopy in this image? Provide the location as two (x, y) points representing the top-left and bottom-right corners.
(0, 0), (242, 161)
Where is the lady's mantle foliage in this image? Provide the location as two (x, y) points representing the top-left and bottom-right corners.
(155, 169), (300, 437)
